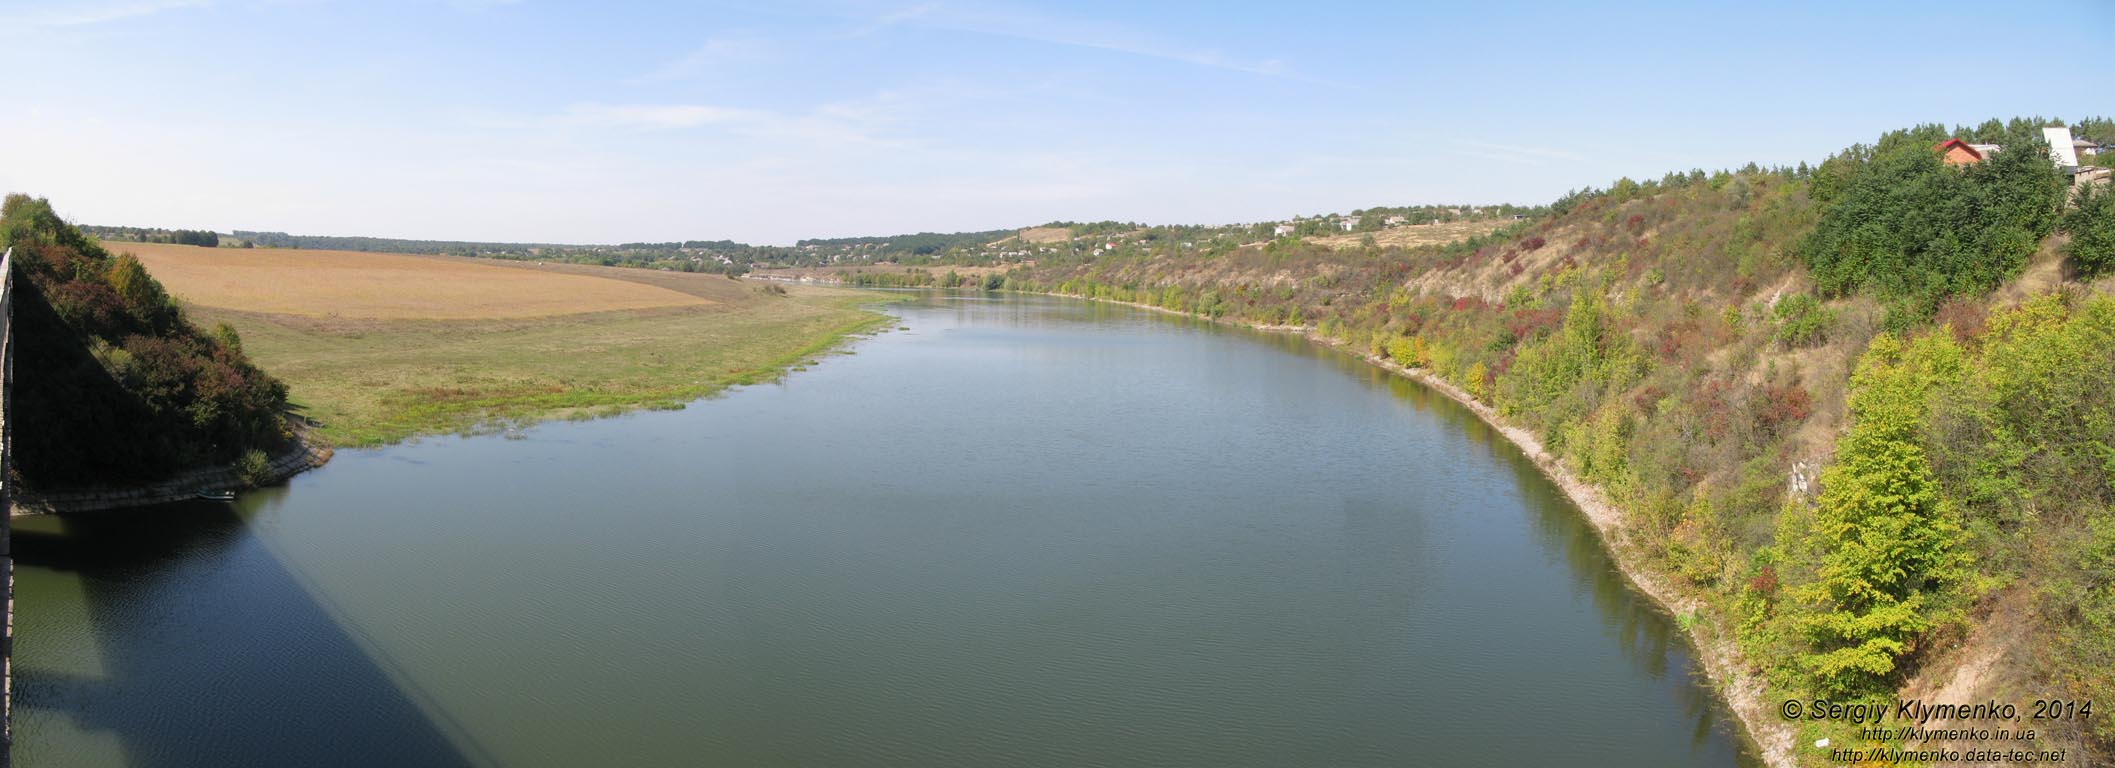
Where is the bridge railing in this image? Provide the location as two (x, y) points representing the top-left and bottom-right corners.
(2, 243), (13, 759)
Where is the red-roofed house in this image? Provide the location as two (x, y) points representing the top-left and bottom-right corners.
(1935, 139), (1985, 166)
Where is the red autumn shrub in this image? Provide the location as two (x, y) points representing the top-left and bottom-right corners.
(1751, 380), (1812, 437)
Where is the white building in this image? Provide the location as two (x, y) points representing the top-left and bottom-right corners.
(2045, 126), (2080, 167)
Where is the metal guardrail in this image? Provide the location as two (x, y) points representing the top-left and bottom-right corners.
(2, 244), (14, 763)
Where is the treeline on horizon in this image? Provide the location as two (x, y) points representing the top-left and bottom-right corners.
(1008, 115), (2115, 754)
(80, 204), (1563, 277)
(5, 195), (292, 488)
(86, 227), (776, 276)
(795, 228), (1015, 256)
(84, 224), (222, 247)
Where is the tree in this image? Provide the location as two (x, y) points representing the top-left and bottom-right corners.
(2063, 183), (2115, 278)
(1800, 126), (2064, 312)
(1791, 333), (1968, 696)
(212, 321), (245, 354)
(107, 253), (180, 329)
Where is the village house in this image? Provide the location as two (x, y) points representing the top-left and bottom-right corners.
(1272, 223), (1295, 237)
(1339, 216), (1360, 232)
(2039, 126), (2112, 190)
(1383, 214), (1407, 227)
(1934, 138), (1988, 166)
(2045, 126), (2082, 167)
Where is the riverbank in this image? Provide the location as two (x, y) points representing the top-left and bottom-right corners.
(10, 294), (893, 513)
(1025, 288), (1796, 767)
(121, 242), (901, 447)
(9, 420), (332, 515)
(240, 288), (893, 447)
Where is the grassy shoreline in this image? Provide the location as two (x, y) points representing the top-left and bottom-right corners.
(195, 289), (897, 447)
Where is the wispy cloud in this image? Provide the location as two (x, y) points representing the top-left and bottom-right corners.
(835, 1), (940, 38)
(630, 33), (772, 83)
(563, 103), (773, 129)
(1445, 140), (1583, 165)
(560, 101), (899, 149)
(4, 0), (209, 28)
(845, 2), (1343, 86)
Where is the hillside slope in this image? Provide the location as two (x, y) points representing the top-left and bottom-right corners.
(3, 195), (293, 489)
(1011, 121), (2115, 765)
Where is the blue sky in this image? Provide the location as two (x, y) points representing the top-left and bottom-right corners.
(1, 0), (2108, 245)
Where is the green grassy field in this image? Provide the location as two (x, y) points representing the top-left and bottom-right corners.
(192, 290), (889, 446)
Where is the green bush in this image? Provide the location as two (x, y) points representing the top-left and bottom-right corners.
(1771, 293), (1834, 347)
(2045, 514), (2115, 745)
(2064, 183), (2115, 278)
(235, 448), (273, 488)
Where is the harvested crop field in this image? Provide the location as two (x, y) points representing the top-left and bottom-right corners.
(122, 242), (710, 319)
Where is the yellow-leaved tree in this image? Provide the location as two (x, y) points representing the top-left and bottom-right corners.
(1790, 332), (1970, 696)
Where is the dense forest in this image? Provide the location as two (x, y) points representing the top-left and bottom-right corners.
(1003, 118), (2115, 761)
(5, 196), (291, 488)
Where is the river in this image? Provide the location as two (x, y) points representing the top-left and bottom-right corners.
(12, 293), (1756, 767)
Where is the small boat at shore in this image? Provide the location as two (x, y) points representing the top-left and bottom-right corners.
(196, 490), (237, 501)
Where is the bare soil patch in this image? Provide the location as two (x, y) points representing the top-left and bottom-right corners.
(1015, 226), (1072, 244)
(1306, 219), (1512, 250)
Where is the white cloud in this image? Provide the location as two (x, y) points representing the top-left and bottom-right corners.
(558, 101), (899, 151)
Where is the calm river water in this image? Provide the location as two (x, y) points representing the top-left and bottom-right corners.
(13, 293), (1756, 767)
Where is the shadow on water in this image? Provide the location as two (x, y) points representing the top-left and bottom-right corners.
(12, 499), (485, 768)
